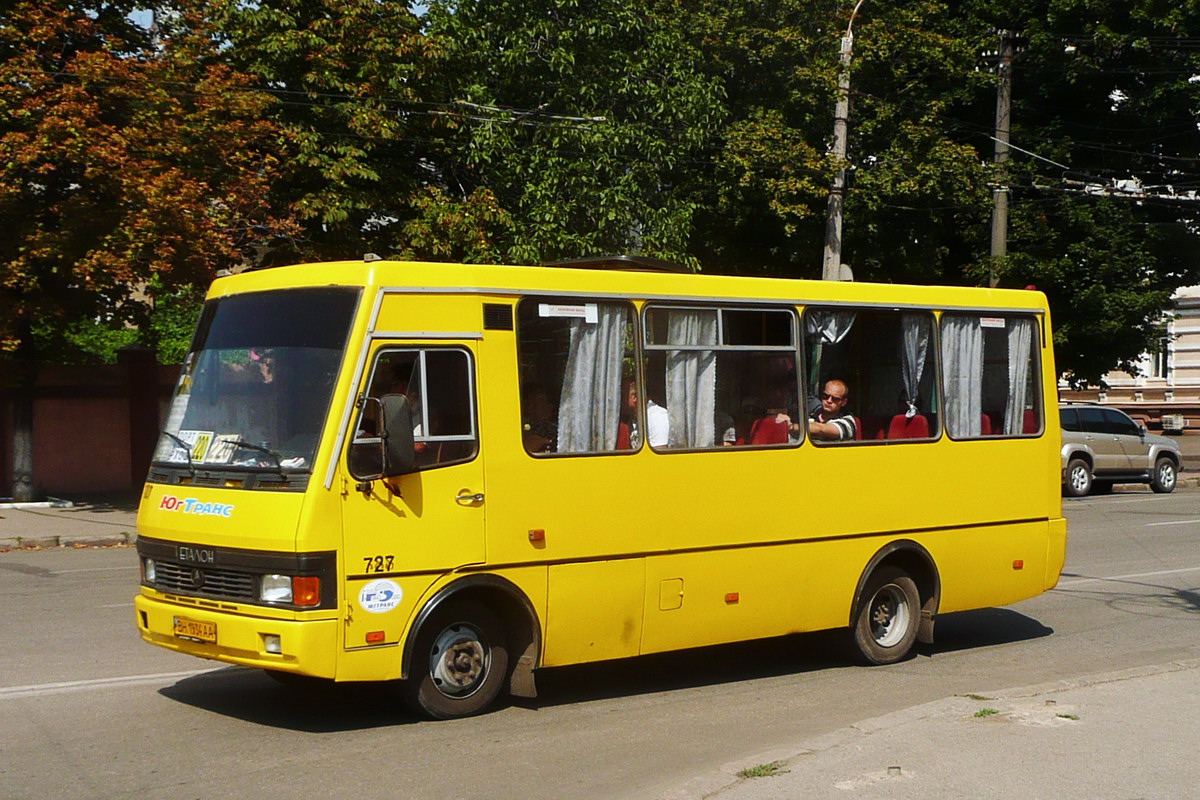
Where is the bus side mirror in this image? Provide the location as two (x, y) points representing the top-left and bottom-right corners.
(380, 394), (416, 477)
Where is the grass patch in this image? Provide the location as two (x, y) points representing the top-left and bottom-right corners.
(1057, 713), (1080, 720)
(737, 762), (787, 779)
(959, 693), (993, 701)
(974, 708), (1000, 718)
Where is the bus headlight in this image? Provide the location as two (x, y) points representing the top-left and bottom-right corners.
(261, 574), (293, 603)
(143, 558), (156, 582)
(260, 575), (321, 606)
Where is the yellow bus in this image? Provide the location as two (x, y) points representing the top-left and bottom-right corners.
(134, 256), (1067, 719)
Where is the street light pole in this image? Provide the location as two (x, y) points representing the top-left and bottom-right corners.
(822, 0), (865, 281)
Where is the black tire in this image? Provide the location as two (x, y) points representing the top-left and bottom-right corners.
(1151, 457), (1177, 493)
(1065, 458), (1092, 498)
(851, 566), (921, 665)
(403, 600), (508, 720)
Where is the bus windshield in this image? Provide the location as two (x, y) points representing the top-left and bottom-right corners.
(152, 288), (359, 479)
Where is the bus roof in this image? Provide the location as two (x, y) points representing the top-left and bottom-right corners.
(210, 258), (1049, 314)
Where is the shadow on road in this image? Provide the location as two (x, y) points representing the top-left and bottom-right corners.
(914, 606), (1054, 656)
(158, 607), (1052, 731)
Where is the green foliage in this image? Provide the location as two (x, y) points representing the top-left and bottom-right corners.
(215, 0), (440, 263)
(3, 0), (1198, 383)
(421, 0), (725, 265)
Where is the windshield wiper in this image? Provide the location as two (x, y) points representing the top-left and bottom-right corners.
(230, 440), (288, 477)
(160, 431), (196, 476)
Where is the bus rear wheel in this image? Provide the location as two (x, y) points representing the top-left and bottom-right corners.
(852, 566), (920, 665)
(403, 600), (509, 720)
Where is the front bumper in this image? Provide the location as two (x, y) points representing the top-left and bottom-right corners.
(134, 592), (339, 679)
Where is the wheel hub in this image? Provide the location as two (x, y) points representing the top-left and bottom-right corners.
(430, 623), (488, 697)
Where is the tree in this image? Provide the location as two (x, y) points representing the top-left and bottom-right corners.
(963, 0), (1200, 384)
(419, 0), (726, 265)
(216, 0), (443, 263)
(0, 0), (295, 497)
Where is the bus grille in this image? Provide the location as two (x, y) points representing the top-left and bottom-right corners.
(154, 561), (256, 600)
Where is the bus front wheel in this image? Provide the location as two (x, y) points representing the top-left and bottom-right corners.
(852, 567), (920, 665)
(403, 600), (509, 720)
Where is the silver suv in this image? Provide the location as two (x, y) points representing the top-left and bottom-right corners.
(1060, 403), (1182, 497)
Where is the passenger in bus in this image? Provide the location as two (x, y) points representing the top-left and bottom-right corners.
(521, 386), (558, 453)
(620, 379), (669, 448)
(779, 379), (856, 441)
(807, 379), (856, 440)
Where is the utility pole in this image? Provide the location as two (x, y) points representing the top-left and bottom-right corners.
(989, 30), (1016, 288)
(822, 0), (865, 281)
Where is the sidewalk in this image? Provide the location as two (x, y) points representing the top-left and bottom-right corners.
(664, 659), (1200, 800)
(0, 497), (138, 550)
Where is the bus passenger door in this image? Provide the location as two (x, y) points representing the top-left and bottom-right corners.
(340, 343), (484, 652)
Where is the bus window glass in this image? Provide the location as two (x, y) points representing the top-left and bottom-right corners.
(350, 348), (477, 477)
(516, 300), (636, 455)
(152, 288), (358, 478)
(940, 314), (1041, 438)
(804, 308), (938, 443)
(644, 306), (798, 450)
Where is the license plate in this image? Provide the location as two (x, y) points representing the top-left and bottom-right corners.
(173, 616), (216, 643)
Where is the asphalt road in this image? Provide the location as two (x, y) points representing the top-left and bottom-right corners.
(2, 491), (1198, 800)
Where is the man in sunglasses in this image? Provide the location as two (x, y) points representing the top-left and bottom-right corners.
(806, 379), (856, 441)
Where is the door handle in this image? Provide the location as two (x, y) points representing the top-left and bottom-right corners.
(456, 491), (485, 505)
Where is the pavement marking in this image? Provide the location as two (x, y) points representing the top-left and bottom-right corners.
(1144, 518), (1200, 527)
(51, 566), (136, 574)
(1057, 566), (1200, 587)
(0, 668), (222, 699)
(100, 602), (134, 608)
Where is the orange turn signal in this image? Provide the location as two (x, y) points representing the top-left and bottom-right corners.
(528, 529), (545, 543)
(366, 631), (386, 644)
(1012, 560), (1024, 571)
(725, 592), (740, 604)
(293, 576), (321, 607)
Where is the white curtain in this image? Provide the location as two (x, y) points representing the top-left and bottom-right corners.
(556, 305), (626, 452)
(940, 316), (983, 437)
(805, 309), (856, 344)
(805, 309), (856, 389)
(665, 309), (717, 448)
(1005, 318), (1034, 435)
(900, 314), (931, 417)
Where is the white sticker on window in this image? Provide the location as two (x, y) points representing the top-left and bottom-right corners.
(359, 579), (403, 614)
(539, 303), (599, 323)
(980, 316), (1006, 329)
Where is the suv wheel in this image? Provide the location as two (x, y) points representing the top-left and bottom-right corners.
(1151, 457), (1177, 494)
(1065, 458), (1092, 497)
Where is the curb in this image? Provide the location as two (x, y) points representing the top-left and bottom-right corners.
(0, 532), (135, 552)
(659, 658), (1200, 800)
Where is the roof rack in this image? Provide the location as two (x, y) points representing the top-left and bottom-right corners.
(541, 255), (691, 274)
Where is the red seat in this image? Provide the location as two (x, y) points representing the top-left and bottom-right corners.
(887, 413), (929, 440)
(1023, 410), (1038, 434)
(980, 413), (993, 436)
(749, 416), (790, 445)
(859, 416), (885, 440)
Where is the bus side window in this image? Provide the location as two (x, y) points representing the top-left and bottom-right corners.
(643, 305), (798, 450)
(348, 348), (477, 477)
(803, 308), (938, 443)
(516, 299), (636, 455)
(940, 314), (1041, 439)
